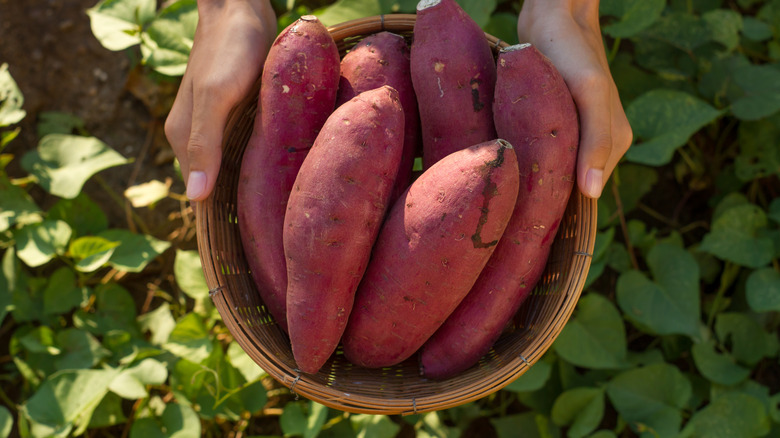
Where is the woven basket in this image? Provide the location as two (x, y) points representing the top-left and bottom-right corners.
(196, 14), (597, 416)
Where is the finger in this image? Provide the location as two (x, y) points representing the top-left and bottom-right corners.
(569, 71), (614, 199)
(164, 76), (194, 180)
(185, 79), (233, 201)
(604, 89), (634, 178)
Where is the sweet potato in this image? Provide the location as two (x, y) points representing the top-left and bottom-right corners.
(237, 16), (340, 333)
(341, 139), (520, 369)
(410, 0), (497, 169)
(419, 43), (579, 380)
(284, 86), (405, 374)
(336, 32), (419, 203)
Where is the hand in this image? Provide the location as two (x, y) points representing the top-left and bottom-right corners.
(165, 0), (277, 201)
(517, 0), (632, 199)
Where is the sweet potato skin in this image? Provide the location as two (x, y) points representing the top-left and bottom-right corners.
(284, 86), (405, 374)
(341, 139), (520, 369)
(237, 16), (340, 333)
(419, 44), (579, 380)
(411, 0), (497, 169)
(337, 32), (419, 203)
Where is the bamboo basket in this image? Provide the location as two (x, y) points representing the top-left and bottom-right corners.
(196, 14), (597, 416)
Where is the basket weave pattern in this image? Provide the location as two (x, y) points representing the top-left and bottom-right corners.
(196, 14), (597, 415)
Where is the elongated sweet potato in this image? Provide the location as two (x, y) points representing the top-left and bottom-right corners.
(411, 0), (497, 169)
(336, 32), (419, 203)
(284, 86), (405, 374)
(341, 139), (520, 369)
(419, 43), (579, 380)
(237, 16), (340, 333)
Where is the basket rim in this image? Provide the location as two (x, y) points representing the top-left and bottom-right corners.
(195, 13), (597, 415)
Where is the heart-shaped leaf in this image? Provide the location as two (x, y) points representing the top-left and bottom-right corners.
(715, 313), (779, 366)
(692, 339), (751, 386)
(625, 89), (724, 166)
(0, 63), (25, 127)
(99, 229), (170, 273)
(553, 293), (630, 369)
(617, 243), (702, 339)
(21, 135), (129, 199)
(87, 0), (156, 51)
(606, 363), (692, 438)
(14, 220), (72, 268)
(700, 203), (774, 268)
(746, 268), (780, 312)
(681, 393), (770, 438)
(551, 387), (605, 438)
(141, 0), (198, 76)
(601, 0), (665, 38)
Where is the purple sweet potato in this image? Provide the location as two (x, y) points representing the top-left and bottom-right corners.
(284, 86), (405, 374)
(410, 0), (497, 169)
(237, 16), (340, 333)
(341, 139), (520, 369)
(336, 31), (419, 203)
(419, 43), (579, 380)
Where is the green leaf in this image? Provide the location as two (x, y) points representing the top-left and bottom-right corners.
(350, 414), (402, 438)
(601, 0), (665, 38)
(21, 134), (129, 199)
(69, 236), (120, 272)
(0, 173), (41, 233)
(109, 358), (168, 399)
(14, 220), (72, 267)
(0, 63), (26, 126)
(164, 313), (212, 363)
(699, 203), (774, 268)
(715, 313), (778, 366)
(0, 249), (16, 324)
(88, 393), (127, 429)
(770, 198), (780, 224)
(141, 0), (198, 76)
(551, 387), (605, 438)
(174, 249), (208, 301)
(43, 268), (89, 316)
(227, 342), (265, 382)
(22, 368), (119, 437)
(746, 268), (780, 312)
(691, 339), (751, 386)
(304, 402), (328, 438)
(55, 328), (111, 370)
(490, 412), (558, 438)
(36, 111), (87, 137)
(125, 179), (170, 207)
(454, 0), (497, 28)
(315, 0), (384, 27)
(48, 193), (108, 237)
(138, 303), (177, 346)
(731, 64), (780, 120)
(73, 283), (140, 337)
(504, 358), (553, 392)
(616, 243), (702, 339)
(129, 402), (200, 438)
(644, 12), (713, 52)
(87, 0), (157, 51)
(483, 13), (519, 46)
(0, 405), (12, 438)
(20, 326), (60, 355)
(681, 393), (770, 438)
(734, 113), (780, 180)
(703, 9), (742, 51)
(553, 293), (629, 369)
(742, 16), (773, 41)
(606, 363), (692, 438)
(625, 89), (723, 166)
(99, 229), (170, 273)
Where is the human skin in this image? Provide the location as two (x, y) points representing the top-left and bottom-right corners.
(165, 0), (632, 201)
(164, 0), (277, 200)
(517, 0), (633, 198)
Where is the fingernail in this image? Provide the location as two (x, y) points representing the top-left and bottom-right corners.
(187, 171), (207, 200)
(585, 168), (603, 198)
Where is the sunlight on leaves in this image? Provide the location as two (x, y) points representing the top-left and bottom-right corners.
(21, 134), (130, 199)
(87, 0), (157, 51)
(0, 63), (26, 127)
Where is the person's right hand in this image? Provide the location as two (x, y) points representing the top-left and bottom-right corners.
(165, 0), (277, 201)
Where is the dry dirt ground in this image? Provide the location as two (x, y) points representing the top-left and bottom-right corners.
(0, 0), (187, 238)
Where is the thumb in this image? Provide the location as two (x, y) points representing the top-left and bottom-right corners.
(571, 74), (614, 199)
(185, 88), (229, 201)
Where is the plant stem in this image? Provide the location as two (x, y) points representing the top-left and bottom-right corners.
(612, 182), (640, 270)
(706, 262), (740, 328)
(608, 37), (622, 64)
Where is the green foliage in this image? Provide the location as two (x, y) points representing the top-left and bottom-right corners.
(0, 0), (778, 437)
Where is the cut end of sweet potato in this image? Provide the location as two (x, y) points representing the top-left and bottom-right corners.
(500, 43), (532, 53)
(417, 0), (442, 11)
(496, 138), (513, 150)
(300, 15), (318, 22)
